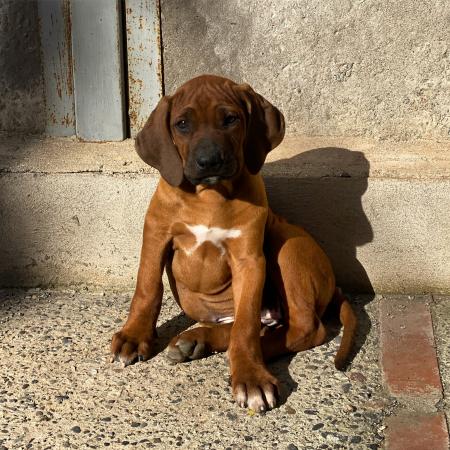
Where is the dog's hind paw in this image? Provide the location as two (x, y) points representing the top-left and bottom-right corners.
(166, 338), (208, 364)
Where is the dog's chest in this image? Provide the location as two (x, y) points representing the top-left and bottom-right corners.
(170, 222), (240, 294)
(172, 223), (241, 258)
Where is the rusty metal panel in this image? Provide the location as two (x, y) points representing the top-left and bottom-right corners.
(71, 0), (126, 141)
(125, 0), (163, 137)
(37, 0), (75, 136)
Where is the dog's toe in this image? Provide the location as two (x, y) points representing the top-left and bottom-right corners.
(166, 339), (208, 364)
(166, 345), (188, 364)
(176, 339), (196, 356)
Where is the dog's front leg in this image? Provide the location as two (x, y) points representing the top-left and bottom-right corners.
(111, 205), (171, 366)
(227, 246), (278, 412)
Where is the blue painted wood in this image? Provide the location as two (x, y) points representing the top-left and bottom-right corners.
(37, 0), (75, 136)
(71, 0), (126, 141)
(125, 0), (163, 137)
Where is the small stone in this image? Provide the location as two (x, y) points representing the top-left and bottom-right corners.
(287, 445), (298, 450)
(348, 372), (366, 383)
(62, 337), (72, 345)
(312, 423), (324, 430)
(131, 422), (140, 427)
(244, 436), (253, 441)
(341, 383), (352, 393)
(71, 426), (81, 433)
(350, 436), (362, 444)
(226, 412), (237, 421)
(101, 417), (112, 422)
(324, 432), (340, 443)
(285, 405), (296, 414)
(304, 409), (318, 415)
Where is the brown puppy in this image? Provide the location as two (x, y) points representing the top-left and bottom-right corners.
(111, 75), (357, 412)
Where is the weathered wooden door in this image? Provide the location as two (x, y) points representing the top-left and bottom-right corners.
(37, 0), (162, 141)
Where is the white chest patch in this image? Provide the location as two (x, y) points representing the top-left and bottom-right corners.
(185, 224), (241, 256)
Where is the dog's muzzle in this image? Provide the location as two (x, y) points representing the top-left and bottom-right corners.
(185, 140), (238, 185)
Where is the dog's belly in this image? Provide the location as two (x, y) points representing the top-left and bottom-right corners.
(170, 246), (282, 326)
(171, 246), (235, 323)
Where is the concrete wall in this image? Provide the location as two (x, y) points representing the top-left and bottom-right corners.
(161, 0), (450, 141)
(1, 136), (448, 293)
(0, 0), (44, 133)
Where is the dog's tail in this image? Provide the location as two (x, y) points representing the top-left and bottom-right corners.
(332, 287), (357, 370)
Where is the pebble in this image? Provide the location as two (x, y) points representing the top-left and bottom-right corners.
(55, 394), (69, 403)
(341, 383), (352, 393)
(312, 423), (324, 430)
(348, 372), (367, 383)
(71, 426), (81, 433)
(285, 405), (296, 414)
(287, 445), (298, 450)
(62, 337), (72, 345)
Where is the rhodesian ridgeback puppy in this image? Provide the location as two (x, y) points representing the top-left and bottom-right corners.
(111, 74), (357, 412)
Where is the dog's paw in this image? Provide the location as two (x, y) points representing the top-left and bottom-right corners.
(110, 329), (153, 367)
(166, 338), (208, 364)
(232, 366), (279, 412)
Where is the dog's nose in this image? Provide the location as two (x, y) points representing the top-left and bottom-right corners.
(195, 151), (223, 170)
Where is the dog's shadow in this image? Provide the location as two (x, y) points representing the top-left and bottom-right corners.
(150, 306), (371, 408)
(152, 312), (298, 406)
(153, 311), (195, 355)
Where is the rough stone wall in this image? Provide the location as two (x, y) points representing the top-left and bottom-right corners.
(0, 0), (44, 133)
(161, 0), (450, 141)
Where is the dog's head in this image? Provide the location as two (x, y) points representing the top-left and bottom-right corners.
(135, 75), (285, 187)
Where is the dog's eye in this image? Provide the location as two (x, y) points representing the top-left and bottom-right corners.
(223, 115), (239, 127)
(175, 119), (189, 132)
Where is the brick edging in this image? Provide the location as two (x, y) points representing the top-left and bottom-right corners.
(380, 295), (449, 449)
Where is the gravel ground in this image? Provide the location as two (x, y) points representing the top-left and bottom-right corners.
(0, 289), (391, 449)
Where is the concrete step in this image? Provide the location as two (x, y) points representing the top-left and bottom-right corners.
(0, 134), (449, 292)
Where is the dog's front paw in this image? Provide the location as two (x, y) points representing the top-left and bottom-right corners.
(110, 328), (153, 367)
(232, 365), (279, 412)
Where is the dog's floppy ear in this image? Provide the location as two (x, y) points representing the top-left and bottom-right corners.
(236, 84), (285, 174)
(135, 96), (184, 187)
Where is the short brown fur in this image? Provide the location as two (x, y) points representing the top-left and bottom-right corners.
(111, 75), (357, 411)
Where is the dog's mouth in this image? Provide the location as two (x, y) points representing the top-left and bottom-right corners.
(200, 176), (222, 185)
(185, 161), (238, 186)
(186, 173), (233, 186)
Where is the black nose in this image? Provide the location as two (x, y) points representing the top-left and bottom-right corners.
(195, 150), (224, 170)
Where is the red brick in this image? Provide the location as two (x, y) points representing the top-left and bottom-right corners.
(380, 296), (442, 400)
(385, 413), (449, 450)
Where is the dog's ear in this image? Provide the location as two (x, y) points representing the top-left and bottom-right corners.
(236, 84), (285, 174)
(135, 96), (184, 187)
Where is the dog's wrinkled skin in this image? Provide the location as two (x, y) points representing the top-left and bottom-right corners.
(111, 75), (357, 412)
